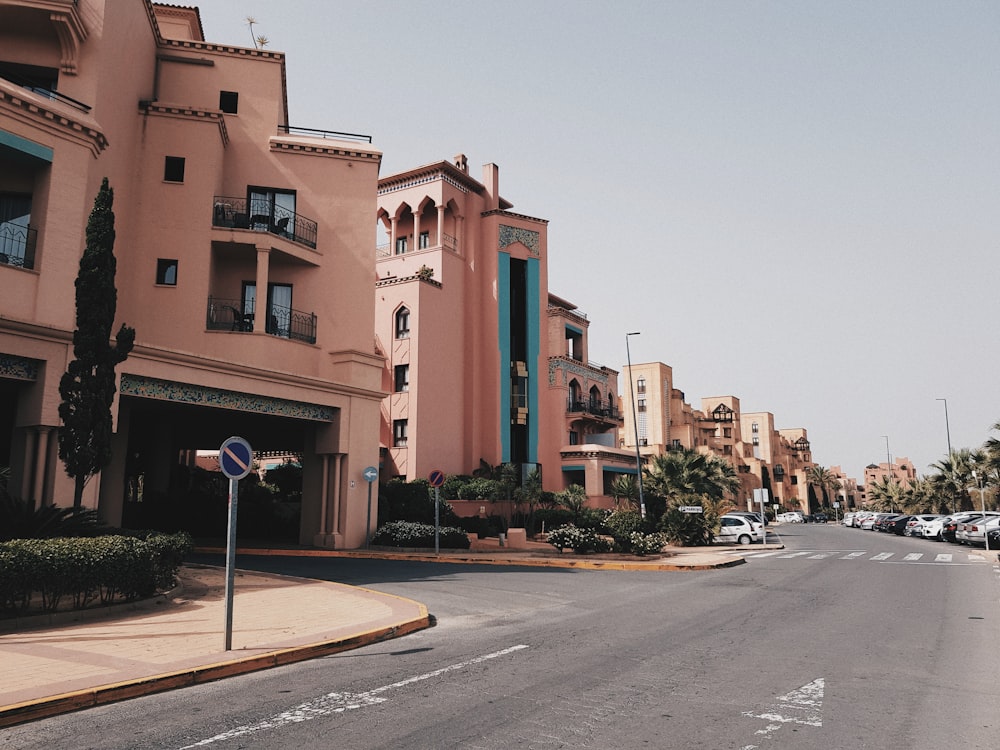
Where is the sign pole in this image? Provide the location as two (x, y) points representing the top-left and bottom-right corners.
(224, 476), (238, 650)
(435, 487), (440, 554)
(363, 466), (378, 549)
(218, 436), (252, 651)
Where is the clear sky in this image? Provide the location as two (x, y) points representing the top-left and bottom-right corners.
(196, 1), (999, 481)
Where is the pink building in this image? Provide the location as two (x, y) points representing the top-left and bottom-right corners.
(0, 1), (383, 547)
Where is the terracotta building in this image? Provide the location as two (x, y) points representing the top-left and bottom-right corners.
(0, 1), (383, 547)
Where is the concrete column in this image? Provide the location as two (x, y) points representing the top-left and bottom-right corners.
(390, 216), (398, 252)
(31, 426), (52, 506)
(253, 247), (270, 333)
(412, 211), (421, 250)
(437, 204), (445, 246)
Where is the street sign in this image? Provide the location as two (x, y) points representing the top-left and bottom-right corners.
(678, 505), (703, 513)
(219, 436), (253, 480)
(363, 466), (378, 483)
(428, 469), (445, 488)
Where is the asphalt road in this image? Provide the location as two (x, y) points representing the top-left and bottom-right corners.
(4, 524), (998, 749)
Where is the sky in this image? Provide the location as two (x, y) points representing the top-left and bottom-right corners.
(196, 1), (999, 481)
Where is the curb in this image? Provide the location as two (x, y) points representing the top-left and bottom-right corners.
(0, 610), (432, 729)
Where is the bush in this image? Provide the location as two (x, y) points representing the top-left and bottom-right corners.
(457, 477), (501, 501)
(0, 489), (105, 541)
(0, 532), (193, 613)
(545, 524), (613, 554)
(658, 508), (714, 546)
(453, 515), (502, 538)
(603, 509), (645, 543)
(370, 521), (471, 549)
(534, 507), (574, 532)
(379, 479), (459, 526)
(629, 531), (666, 556)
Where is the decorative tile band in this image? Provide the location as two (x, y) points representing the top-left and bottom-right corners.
(120, 374), (335, 421)
(499, 224), (539, 256)
(0, 353), (40, 381)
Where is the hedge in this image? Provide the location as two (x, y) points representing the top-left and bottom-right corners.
(371, 521), (471, 549)
(0, 532), (193, 614)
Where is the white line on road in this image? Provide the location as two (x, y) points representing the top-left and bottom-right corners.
(935, 554), (953, 562)
(870, 552), (894, 561)
(840, 552), (865, 559)
(903, 553), (923, 561)
(179, 644), (530, 749)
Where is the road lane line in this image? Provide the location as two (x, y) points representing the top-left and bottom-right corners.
(179, 645), (530, 748)
(903, 553), (923, 561)
(840, 552), (865, 559)
(870, 553), (894, 561)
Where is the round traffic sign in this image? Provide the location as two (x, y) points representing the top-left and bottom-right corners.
(428, 469), (445, 488)
(363, 466), (378, 483)
(219, 436), (253, 480)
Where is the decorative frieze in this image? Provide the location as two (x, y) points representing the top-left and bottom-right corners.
(0, 354), (40, 381)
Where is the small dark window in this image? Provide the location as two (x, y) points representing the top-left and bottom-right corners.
(393, 419), (408, 447)
(164, 156), (185, 183)
(394, 364), (409, 392)
(395, 307), (410, 339)
(419, 231), (429, 249)
(219, 91), (239, 114)
(156, 259), (177, 285)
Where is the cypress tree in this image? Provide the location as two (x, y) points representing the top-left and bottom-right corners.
(58, 178), (136, 508)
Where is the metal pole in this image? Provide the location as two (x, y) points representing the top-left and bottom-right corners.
(224, 477), (238, 651)
(937, 398), (953, 515)
(366, 480), (373, 549)
(973, 471), (990, 552)
(626, 332), (646, 519)
(434, 487), (440, 554)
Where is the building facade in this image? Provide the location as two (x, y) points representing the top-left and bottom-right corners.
(0, 1), (383, 547)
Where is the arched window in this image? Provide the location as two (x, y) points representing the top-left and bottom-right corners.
(568, 379), (581, 405)
(395, 307), (410, 339)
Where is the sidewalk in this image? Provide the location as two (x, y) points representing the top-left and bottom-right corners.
(0, 538), (776, 728)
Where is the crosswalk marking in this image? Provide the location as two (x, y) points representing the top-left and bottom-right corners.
(808, 553), (833, 559)
(743, 548), (987, 565)
(935, 554), (952, 562)
(903, 553), (923, 561)
(840, 552), (865, 559)
(776, 551), (813, 558)
(870, 552), (894, 561)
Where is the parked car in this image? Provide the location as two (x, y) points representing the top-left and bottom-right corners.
(921, 515), (954, 540)
(873, 513), (901, 532)
(842, 512), (857, 527)
(904, 514), (940, 537)
(987, 527), (1000, 548)
(853, 511), (878, 528)
(729, 511), (769, 526)
(717, 514), (764, 545)
(810, 513), (830, 523)
(861, 513), (894, 530)
(941, 512), (984, 543)
(959, 513), (1000, 546)
(885, 515), (916, 535)
(777, 512), (804, 523)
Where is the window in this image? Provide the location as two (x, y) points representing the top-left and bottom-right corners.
(248, 187), (295, 230)
(752, 436), (759, 446)
(163, 156), (185, 182)
(394, 364), (409, 392)
(637, 398), (646, 413)
(395, 307), (410, 339)
(219, 91), (238, 114)
(569, 431), (579, 445)
(395, 236), (408, 254)
(791, 476), (798, 485)
(752, 422), (759, 433)
(0, 192), (34, 269)
(672, 439), (682, 450)
(636, 377), (646, 394)
(393, 419), (408, 447)
(723, 427), (732, 438)
(156, 259), (177, 285)
(419, 231), (429, 249)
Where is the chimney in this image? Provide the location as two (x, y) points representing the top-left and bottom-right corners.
(482, 162), (499, 210)
(454, 153), (468, 173)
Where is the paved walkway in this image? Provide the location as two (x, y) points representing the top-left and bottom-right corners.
(0, 538), (776, 728)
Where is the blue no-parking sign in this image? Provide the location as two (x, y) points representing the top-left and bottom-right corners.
(219, 436), (253, 480)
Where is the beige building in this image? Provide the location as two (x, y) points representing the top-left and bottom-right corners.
(1, 1), (383, 547)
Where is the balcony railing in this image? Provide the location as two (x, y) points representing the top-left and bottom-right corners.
(278, 125), (372, 143)
(0, 223), (37, 270)
(206, 296), (317, 344)
(212, 196), (317, 249)
(567, 399), (621, 420)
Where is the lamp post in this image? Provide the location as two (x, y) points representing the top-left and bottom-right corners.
(625, 332), (646, 519)
(971, 470), (990, 552)
(936, 399), (953, 513)
(881, 435), (893, 512)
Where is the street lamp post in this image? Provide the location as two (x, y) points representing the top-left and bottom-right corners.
(971, 470), (990, 552)
(937, 398), (954, 514)
(625, 332), (646, 519)
(881, 435), (893, 512)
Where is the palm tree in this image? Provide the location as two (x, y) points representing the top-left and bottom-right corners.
(806, 466), (841, 510)
(644, 448), (740, 505)
(867, 475), (905, 513)
(929, 448), (984, 513)
(610, 474), (638, 509)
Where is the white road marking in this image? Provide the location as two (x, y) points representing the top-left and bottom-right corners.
(742, 677), (824, 743)
(903, 553), (923, 561)
(935, 553), (953, 562)
(870, 552), (894, 561)
(840, 552), (865, 559)
(179, 645), (530, 748)
(808, 553), (833, 559)
(776, 551), (812, 558)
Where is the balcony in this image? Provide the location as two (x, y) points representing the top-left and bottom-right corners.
(206, 296), (317, 345)
(567, 399), (621, 421)
(212, 196), (317, 249)
(0, 223), (37, 270)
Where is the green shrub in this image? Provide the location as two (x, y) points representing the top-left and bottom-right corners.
(629, 531), (666, 556)
(658, 508), (714, 546)
(545, 524), (612, 554)
(603, 509), (645, 543)
(0, 532), (192, 613)
(371, 521), (471, 549)
(534, 508), (574, 532)
(0, 489), (105, 541)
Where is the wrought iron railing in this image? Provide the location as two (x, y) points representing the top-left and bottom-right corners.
(278, 125), (372, 143)
(206, 296), (317, 344)
(212, 196), (317, 249)
(567, 399), (621, 420)
(0, 223), (37, 270)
